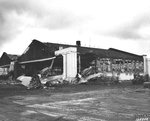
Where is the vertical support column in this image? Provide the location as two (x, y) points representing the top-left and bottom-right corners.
(143, 55), (148, 75)
(63, 54), (67, 79)
(66, 51), (77, 78)
(147, 58), (150, 78)
(78, 54), (81, 74)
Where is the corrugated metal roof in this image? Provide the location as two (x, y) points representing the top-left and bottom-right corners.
(108, 48), (143, 61)
(44, 42), (109, 57)
(44, 42), (143, 60)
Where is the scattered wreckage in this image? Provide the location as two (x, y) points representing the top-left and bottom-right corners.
(16, 66), (120, 89)
(1, 63), (149, 89)
(2, 64), (149, 89)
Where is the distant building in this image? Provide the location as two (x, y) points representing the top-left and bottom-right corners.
(0, 52), (19, 75)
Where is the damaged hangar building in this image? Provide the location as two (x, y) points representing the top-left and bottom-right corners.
(0, 39), (146, 82)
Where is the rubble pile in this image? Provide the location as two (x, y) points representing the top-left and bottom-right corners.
(40, 65), (64, 87)
(17, 75), (32, 87)
(17, 74), (43, 89)
(28, 74), (42, 89)
(41, 75), (63, 87)
(40, 59), (55, 78)
(17, 65), (63, 89)
(78, 66), (119, 84)
(40, 67), (52, 78)
(81, 66), (96, 78)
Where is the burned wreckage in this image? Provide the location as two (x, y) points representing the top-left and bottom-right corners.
(0, 39), (148, 88)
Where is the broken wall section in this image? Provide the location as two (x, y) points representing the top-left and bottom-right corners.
(79, 53), (144, 82)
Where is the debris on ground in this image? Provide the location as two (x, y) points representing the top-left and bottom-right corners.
(40, 67), (52, 78)
(17, 75), (32, 87)
(17, 74), (43, 89)
(78, 72), (102, 84)
(81, 66), (96, 78)
(28, 74), (43, 89)
(40, 59), (55, 78)
(41, 75), (63, 87)
(39, 59), (65, 87)
(78, 66), (119, 84)
(78, 66), (100, 84)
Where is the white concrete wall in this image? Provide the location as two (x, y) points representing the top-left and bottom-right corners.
(66, 52), (77, 78)
(55, 47), (77, 80)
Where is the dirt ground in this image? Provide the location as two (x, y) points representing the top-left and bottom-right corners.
(0, 83), (150, 121)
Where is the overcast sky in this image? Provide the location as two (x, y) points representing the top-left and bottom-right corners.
(0, 0), (150, 57)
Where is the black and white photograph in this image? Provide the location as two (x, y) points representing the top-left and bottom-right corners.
(0, 0), (150, 121)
